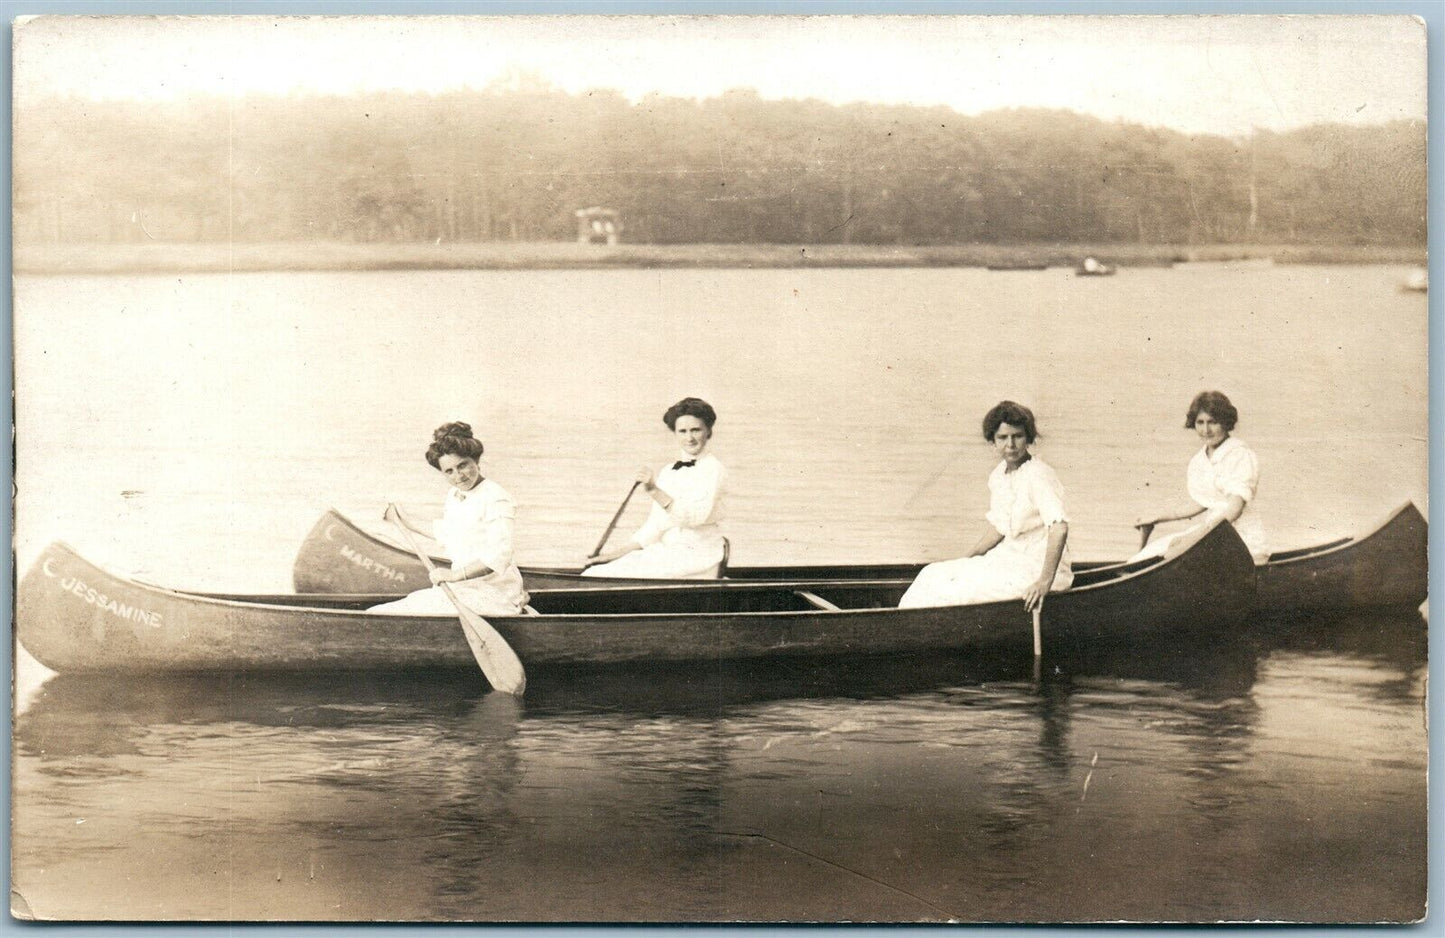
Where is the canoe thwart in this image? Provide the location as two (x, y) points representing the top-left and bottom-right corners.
(794, 590), (842, 612)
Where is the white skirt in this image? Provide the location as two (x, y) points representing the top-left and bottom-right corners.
(584, 529), (726, 579)
(899, 529), (1073, 609)
(1131, 512), (1268, 564)
(369, 579), (528, 617)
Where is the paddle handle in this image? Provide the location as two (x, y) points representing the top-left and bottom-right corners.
(387, 505), (440, 573)
(1031, 603), (1043, 658)
(590, 481), (641, 558)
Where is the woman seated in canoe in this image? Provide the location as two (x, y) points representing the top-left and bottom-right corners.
(583, 397), (727, 578)
(899, 400), (1072, 610)
(370, 422), (530, 616)
(1132, 390), (1267, 563)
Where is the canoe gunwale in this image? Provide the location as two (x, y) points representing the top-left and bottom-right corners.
(57, 543), (1181, 622)
(1260, 501), (1421, 569)
(293, 500), (1426, 620)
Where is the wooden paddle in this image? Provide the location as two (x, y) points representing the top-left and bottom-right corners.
(585, 481), (640, 566)
(1031, 600), (1043, 659)
(386, 504), (526, 696)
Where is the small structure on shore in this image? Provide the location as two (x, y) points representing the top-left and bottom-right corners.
(1075, 256), (1116, 276)
(576, 207), (622, 245)
(1402, 268), (1428, 292)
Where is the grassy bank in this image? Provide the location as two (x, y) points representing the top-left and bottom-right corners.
(13, 240), (1426, 275)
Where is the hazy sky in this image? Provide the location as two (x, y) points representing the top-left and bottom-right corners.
(13, 14), (1427, 137)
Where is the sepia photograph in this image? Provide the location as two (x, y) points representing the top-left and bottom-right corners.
(9, 10), (1431, 923)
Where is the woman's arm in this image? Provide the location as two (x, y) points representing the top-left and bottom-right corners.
(1136, 505), (1206, 528)
(636, 467), (671, 508)
(1022, 522), (1068, 611)
(584, 540), (642, 568)
(431, 558), (494, 584)
(643, 462), (723, 527)
(1207, 495), (1247, 524)
(432, 493), (516, 583)
(965, 527), (1004, 558)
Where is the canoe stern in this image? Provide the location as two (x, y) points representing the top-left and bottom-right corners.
(292, 509), (433, 593)
(1257, 502), (1428, 613)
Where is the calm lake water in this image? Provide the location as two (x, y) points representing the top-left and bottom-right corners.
(11, 262), (1429, 922)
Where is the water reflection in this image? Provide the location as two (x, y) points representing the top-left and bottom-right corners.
(12, 609), (1426, 922)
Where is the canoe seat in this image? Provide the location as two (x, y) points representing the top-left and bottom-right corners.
(794, 590), (841, 612)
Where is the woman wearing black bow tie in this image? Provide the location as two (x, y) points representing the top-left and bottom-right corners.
(582, 397), (728, 578)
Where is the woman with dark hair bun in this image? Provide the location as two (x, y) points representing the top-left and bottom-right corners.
(583, 397), (727, 578)
(370, 422), (530, 615)
(1132, 390), (1267, 562)
(899, 400), (1072, 610)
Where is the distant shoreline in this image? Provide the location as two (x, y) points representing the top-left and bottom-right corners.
(13, 241), (1426, 275)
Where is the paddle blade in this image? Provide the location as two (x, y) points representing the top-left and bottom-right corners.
(444, 584), (527, 696)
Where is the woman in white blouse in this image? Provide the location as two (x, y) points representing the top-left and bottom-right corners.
(583, 397), (727, 579)
(370, 422), (530, 616)
(899, 401), (1073, 610)
(1132, 391), (1267, 563)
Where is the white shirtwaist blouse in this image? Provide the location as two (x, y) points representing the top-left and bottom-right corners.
(1134, 435), (1267, 563)
(584, 452), (727, 579)
(370, 478), (530, 616)
(899, 457), (1074, 608)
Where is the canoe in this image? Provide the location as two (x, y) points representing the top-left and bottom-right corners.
(293, 502), (1428, 613)
(18, 521), (1253, 673)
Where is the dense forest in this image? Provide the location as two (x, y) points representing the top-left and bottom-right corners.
(13, 85), (1427, 247)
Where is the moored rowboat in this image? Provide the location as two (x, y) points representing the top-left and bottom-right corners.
(20, 521), (1253, 673)
(293, 502), (1428, 614)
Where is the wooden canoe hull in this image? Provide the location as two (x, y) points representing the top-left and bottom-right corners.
(293, 503), (1428, 613)
(1254, 501), (1428, 614)
(20, 522), (1254, 673)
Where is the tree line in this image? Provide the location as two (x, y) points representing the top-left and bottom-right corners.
(14, 86), (1426, 246)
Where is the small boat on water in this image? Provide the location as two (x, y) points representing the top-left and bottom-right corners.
(294, 502), (1428, 615)
(18, 522), (1254, 674)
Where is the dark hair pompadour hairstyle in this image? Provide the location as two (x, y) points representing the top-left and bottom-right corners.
(425, 421), (485, 469)
(663, 397), (717, 431)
